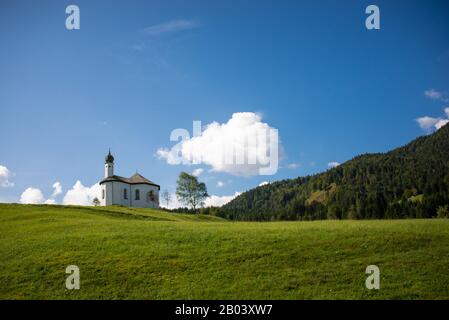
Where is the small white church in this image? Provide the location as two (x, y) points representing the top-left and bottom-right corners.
(99, 150), (160, 208)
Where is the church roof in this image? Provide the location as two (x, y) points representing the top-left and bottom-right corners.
(100, 173), (160, 189)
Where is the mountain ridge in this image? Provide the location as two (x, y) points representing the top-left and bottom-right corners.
(217, 124), (449, 220)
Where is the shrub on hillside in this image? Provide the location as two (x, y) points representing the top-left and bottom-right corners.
(436, 205), (449, 218)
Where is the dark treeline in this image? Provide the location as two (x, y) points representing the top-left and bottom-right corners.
(170, 207), (199, 214)
(211, 124), (449, 221)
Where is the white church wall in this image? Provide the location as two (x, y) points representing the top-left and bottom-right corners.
(100, 181), (159, 208)
(101, 181), (114, 206)
(130, 184), (159, 208)
(111, 181), (131, 206)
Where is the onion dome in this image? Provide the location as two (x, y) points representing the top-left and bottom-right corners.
(105, 149), (114, 163)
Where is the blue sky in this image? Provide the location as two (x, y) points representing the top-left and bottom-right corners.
(1, 0), (449, 206)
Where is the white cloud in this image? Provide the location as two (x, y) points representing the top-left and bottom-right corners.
(259, 181), (269, 187)
(51, 182), (62, 198)
(62, 181), (101, 206)
(416, 107), (449, 132)
(0, 165), (14, 187)
(216, 181), (225, 187)
(192, 168), (204, 177)
(435, 119), (449, 130)
(424, 89), (449, 103)
(20, 187), (45, 204)
(159, 193), (183, 209)
(18, 181), (98, 206)
(425, 89), (443, 100)
(160, 191), (240, 209)
(328, 162), (340, 169)
(156, 148), (178, 165)
(203, 192), (241, 208)
(416, 116), (440, 130)
(143, 19), (200, 35)
(157, 112), (280, 176)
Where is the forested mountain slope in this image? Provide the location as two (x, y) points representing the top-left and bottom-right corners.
(218, 124), (449, 220)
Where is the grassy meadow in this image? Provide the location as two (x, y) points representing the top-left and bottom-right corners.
(0, 203), (448, 299)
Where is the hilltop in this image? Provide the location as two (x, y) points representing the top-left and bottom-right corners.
(0, 203), (224, 222)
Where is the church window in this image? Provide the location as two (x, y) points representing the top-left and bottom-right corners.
(124, 189), (128, 199)
(102, 189), (105, 199)
(135, 189), (140, 200)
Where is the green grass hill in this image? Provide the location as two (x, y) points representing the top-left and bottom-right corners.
(1, 204), (448, 299)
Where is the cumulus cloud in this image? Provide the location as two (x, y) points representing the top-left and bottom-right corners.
(19, 181), (63, 205)
(192, 168), (204, 177)
(417, 107), (449, 132)
(216, 181), (225, 188)
(143, 19), (200, 35)
(155, 148), (178, 164)
(417, 116), (440, 130)
(203, 192), (241, 207)
(159, 193), (182, 209)
(18, 181), (99, 206)
(160, 191), (240, 209)
(328, 162), (340, 169)
(435, 119), (449, 130)
(20, 187), (45, 204)
(157, 112), (280, 176)
(259, 181), (269, 187)
(51, 182), (63, 198)
(0, 165), (14, 187)
(62, 181), (101, 206)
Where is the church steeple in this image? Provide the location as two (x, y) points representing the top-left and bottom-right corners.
(105, 148), (114, 164)
(104, 149), (114, 178)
